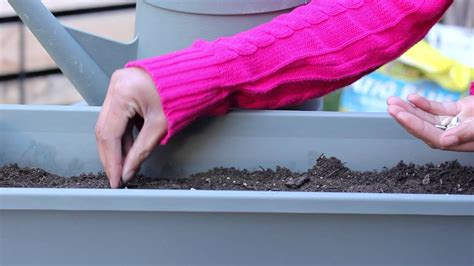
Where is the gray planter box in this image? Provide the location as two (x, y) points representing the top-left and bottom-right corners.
(1, 105), (473, 266)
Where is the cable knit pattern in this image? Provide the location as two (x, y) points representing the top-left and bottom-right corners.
(126, 0), (453, 144)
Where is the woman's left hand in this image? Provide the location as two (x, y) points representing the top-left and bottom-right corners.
(387, 94), (474, 152)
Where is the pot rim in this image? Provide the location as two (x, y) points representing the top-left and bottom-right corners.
(1, 188), (473, 216)
(144, 0), (308, 15)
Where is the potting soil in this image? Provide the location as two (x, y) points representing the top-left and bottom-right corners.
(1, 155), (473, 194)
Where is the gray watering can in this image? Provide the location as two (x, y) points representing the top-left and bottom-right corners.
(9, 0), (322, 109)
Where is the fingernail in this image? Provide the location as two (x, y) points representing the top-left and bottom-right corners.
(442, 135), (459, 146)
(122, 169), (135, 183)
(110, 179), (121, 189)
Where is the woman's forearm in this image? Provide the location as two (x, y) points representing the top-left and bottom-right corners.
(127, 0), (452, 144)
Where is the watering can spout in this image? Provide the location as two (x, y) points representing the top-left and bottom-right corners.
(8, 0), (138, 106)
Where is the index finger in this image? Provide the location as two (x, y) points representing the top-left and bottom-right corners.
(387, 96), (440, 125)
(96, 98), (131, 188)
(407, 94), (460, 116)
(390, 110), (444, 148)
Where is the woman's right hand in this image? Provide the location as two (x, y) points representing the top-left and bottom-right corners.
(95, 68), (168, 188)
(387, 94), (474, 152)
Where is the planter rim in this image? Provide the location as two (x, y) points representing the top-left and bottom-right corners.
(1, 104), (388, 117)
(1, 188), (472, 216)
(0, 104), (101, 112)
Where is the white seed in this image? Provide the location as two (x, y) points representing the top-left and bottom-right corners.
(447, 123), (460, 130)
(440, 117), (451, 126)
(435, 125), (447, 130)
(446, 117), (461, 130)
(440, 117), (452, 126)
(450, 116), (459, 125)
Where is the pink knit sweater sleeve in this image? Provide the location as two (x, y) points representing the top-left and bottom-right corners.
(126, 0), (452, 144)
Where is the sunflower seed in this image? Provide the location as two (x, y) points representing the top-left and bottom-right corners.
(450, 116), (459, 125)
(447, 117), (461, 130)
(440, 117), (452, 126)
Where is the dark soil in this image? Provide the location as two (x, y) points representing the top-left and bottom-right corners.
(1, 155), (473, 194)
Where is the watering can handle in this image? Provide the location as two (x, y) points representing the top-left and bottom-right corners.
(7, 0), (122, 106)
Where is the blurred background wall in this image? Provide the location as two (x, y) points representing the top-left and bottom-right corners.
(442, 0), (473, 28)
